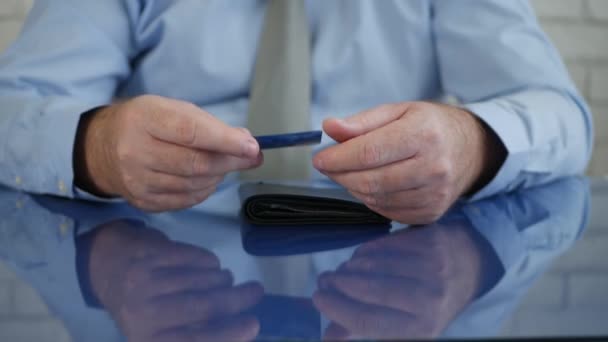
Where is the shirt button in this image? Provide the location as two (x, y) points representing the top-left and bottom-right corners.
(15, 200), (23, 209)
(15, 176), (22, 185)
(58, 180), (67, 194)
(59, 222), (70, 237)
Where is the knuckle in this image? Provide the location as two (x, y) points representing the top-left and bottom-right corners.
(421, 123), (442, 147)
(132, 198), (151, 211)
(413, 209), (443, 225)
(175, 116), (198, 146)
(408, 101), (427, 112)
(130, 197), (144, 209)
(123, 266), (146, 292)
(430, 284), (448, 302)
(170, 178), (190, 192)
(122, 173), (142, 196)
(435, 186), (451, 201)
(193, 187), (214, 203)
(431, 159), (452, 183)
(189, 151), (208, 176)
(361, 173), (382, 195)
(364, 195), (378, 208)
(359, 142), (383, 167)
(426, 210), (444, 223)
(116, 144), (132, 163)
(135, 94), (161, 104)
(429, 257), (449, 279)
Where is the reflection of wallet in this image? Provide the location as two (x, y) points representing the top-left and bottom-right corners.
(242, 223), (390, 256)
(239, 183), (391, 226)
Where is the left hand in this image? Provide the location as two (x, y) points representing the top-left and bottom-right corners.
(313, 102), (505, 224)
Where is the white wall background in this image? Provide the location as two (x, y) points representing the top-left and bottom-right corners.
(0, 1), (607, 341)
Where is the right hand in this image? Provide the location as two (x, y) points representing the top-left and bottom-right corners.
(75, 95), (262, 211)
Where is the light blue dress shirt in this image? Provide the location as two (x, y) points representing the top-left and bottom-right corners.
(0, 0), (593, 201)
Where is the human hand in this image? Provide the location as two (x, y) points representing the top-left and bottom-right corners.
(74, 95), (262, 211)
(87, 221), (263, 342)
(313, 102), (505, 224)
(313, 222), (488, 340)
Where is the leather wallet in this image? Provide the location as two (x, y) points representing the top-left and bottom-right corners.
(239, 182), (391, 226)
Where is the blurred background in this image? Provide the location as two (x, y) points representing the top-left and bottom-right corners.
(0, 1), (607, 341)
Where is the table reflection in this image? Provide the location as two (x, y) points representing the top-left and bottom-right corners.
(313, 218), (497, 340)
(0, 178), (590, 341)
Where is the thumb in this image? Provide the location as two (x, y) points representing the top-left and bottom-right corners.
(322, 103), (409, 143)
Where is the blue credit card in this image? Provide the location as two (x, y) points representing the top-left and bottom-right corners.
(255, 131), (323, 150)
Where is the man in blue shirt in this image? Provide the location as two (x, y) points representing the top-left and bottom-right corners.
(0, 0), (593, 223)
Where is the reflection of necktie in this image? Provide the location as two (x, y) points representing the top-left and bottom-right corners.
(241, 0), (311, 181)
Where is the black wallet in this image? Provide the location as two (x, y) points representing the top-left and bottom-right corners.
(238, 183), (391, 226)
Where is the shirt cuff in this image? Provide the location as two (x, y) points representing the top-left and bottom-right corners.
(463, 101), (529, 201)
(6, 98), (107, 198)
(74, 186), (124, 203)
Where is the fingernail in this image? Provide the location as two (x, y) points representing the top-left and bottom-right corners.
(239, 127), (252, 136)
(336, 117), (354, 128)
(254, 151), (264, 165)
(243, 139), (259, 157)
(313, 157), (325, 170)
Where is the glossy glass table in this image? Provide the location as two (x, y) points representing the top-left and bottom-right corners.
(0, 177), (606, 341)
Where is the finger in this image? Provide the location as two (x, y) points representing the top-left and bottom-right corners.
(313, 290), (413, 338)
(350, 185), (447, 212)
(133, 241), (221, 269)
(354, 227), (442, 256)
(319, 272), (430, 313)
(155, 315), (260, 342)
(145, 172), (222, 194)
(323, 158), (427, 197)
(322, 103), (410, 143)
(365, 205), (447, 225)
(342, 255), (437, 279)
(324, 322), (350, 340)
(314, 119), (418, 173)
(132, 187), (216, 212)
(148, 282), (264, 329)
(147, 269), (234, 298)
(145, 141), (263, 177)
(143, 98), (259, 158)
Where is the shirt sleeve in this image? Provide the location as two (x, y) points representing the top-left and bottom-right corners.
(431, 0), (594, 200)
(0, 0), (139, 198)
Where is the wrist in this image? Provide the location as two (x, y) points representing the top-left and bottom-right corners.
(73, 106), (117, 197)
(473, 116), (507, 194)
(461, 109), (507, 196)
(88, 221), (167, 311)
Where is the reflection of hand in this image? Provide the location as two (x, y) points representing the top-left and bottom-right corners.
(87, 221), (263, 342)
(313, 102), (505, 224)
(313, 223), (488, 340)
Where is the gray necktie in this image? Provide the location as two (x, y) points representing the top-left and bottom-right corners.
(241, 0), (311, 181)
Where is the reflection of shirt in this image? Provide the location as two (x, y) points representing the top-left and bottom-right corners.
(0, 177), (590, 341)
(0, 0), (592, 200)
